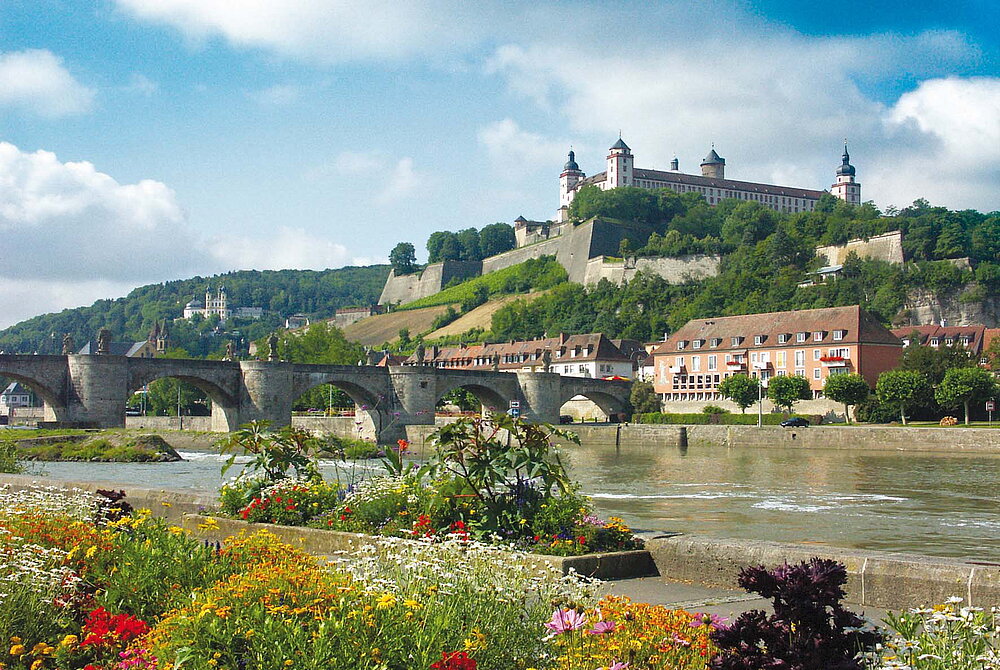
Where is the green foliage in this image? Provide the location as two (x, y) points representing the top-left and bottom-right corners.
(259, 321), (364, 366)
(935, 366), (998, 425)
(717, 373), (760, 413)
(426, 223), (515, 263)
(767, 375), (812, 414)
(629, 379), (660, 414)
(400, 256), (567, 311)
(219, 422), (326, 483)
(0, 265), (389, 357)
(900, 342), (975, 385)
(388, 242), (417, 275)
(822, 373), (870, 423)
(568, 185), (662, 225)
(430, 306), (460, 330)
(876, 370), (932, 425)
(0, 440), (24, 473)
(701, 404), (730, 415)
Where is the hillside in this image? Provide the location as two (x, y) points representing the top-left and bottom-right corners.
(341, 304), (457, 347)
(0, 265), (390, 357)
(424, 291), (548, 339)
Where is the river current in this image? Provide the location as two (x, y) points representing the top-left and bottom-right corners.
(26, 439), (1000, 562)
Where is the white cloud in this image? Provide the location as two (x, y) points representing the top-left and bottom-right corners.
(0, 49), (95, 117)
(125, 73), (159, 96)
(252, 83), (300, 105)
(478, 118), (579, 173)
(377, 157), (418, 203)
(321, 151), (423, 204)
(0, 142), (369, 326)
(113, 0), (496, 64)
(210, 226), (352, 271)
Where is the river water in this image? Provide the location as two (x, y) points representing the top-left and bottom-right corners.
(27, 439), (1000, 562)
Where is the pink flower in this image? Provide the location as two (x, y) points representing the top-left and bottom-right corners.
(543, 608), (587, 634)
(608, 663), (630, 670)
(587, 620), (616, 635)
(690, 613), (729, 630)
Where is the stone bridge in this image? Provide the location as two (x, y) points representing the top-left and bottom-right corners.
(0, 354), (632, 442)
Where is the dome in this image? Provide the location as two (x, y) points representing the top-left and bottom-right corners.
(701, 148), (725, 165)
(563, 150), (580, 172)
(836, 145), (855, 176)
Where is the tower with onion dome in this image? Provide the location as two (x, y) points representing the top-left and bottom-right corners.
(831, 142), (861, 205)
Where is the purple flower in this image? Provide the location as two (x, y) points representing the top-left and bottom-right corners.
(544, 608), (587, 634)
(587, 620), (616, 635)
(608, 663), (630, 670)
(691, 613), (729, 630)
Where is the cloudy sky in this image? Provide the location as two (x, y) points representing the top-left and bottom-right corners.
(1, 1), (998, 328)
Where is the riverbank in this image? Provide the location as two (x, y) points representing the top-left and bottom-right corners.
(2, 475), (994, 610)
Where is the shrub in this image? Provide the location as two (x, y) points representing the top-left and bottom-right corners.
(702, 405), (731, 415)
(710, 558), (881, 670)
(0, 439), (23, 473)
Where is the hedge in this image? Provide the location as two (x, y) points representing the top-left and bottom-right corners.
(635, 412), (820, 425)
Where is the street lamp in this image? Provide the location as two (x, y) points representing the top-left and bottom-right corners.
(753, 362), (768, 427)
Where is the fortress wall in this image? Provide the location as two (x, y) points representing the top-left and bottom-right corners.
(378, 260), (481, 306)
(582, 254), (722, 286)
(816, 230), (904, 266)
(480, 236), (565, 275)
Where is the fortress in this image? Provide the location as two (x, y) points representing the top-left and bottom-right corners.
(379, 139), (861, 307)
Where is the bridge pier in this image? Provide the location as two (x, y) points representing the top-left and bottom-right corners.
(386, 367), (438, 442)
(64, 355), (130, 428)
(515, 371), (562, 424)
(239, 361), (295, 428)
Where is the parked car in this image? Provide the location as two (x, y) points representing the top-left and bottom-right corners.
(780, 417), (810, 427)
(559, 415), (574, 424)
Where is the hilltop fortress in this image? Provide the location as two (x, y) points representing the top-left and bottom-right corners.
(379, 139), (861, 307)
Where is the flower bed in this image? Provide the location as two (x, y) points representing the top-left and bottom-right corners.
(215, 416), (647, 561)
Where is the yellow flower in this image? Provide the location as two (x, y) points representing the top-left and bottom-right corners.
(198, 517), (220, 530)
(376, 593), (397, 609)
(161, 501), (172, 507)
(284, 660), (294, 667)
(9, 645), (25, 656)
(84, 545), (98, 559)
(59, 635), (78, 648)
(30, 660), (43, 670)
(403, 599), (422, 610)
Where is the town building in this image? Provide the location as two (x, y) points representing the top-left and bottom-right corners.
(553, 139), (859, 222)
(406, 333), (635, 379)
(0, 382), (33, 416)
(77, 322), (169, 358)
(183, 286), (263, 323)
(891, 323), (987, 358)
(651, 305), (902, 409)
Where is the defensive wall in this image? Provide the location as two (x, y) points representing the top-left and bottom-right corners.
(1, 472), (995, 608)
(378, 217), (720, 306)
(815, 230), (904, 266)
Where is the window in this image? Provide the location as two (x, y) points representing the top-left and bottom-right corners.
(796, 332), (807, 343)
(693, 339), (702, 349)
(677, 340), (687, 350)
(776, 351), (786, 368)
(708, 355), (717, 371)
(731, 336), (743, 347)
(813, 368), (821, 380)
(833, 330), (846, 341)
(829, 348), (850, 359)
(691, 356), (701, 372)
(751, 352), (758, 363)
(710, 338), (722, 348)
(777, 333), (790, 344)
(930, 338), (939, 347)
(794, 350), (805, 367)
(813, 331), (824, 342)
(814, 349), (821, 360)
(754, 335), (766, 345)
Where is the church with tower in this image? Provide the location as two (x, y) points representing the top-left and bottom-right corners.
(554, 138), (860, 223)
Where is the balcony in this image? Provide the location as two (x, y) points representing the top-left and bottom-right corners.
(725, 360), (745, 369)
(820, 356), (849, 367)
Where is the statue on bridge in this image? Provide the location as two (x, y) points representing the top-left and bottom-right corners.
(97, 328), (111, 355)
(415, 342), (425, 365)
(267, 333), (279, 362)
(541, 349), (551, 372)
(491, 352), (500, 372)
(62, 333), (75, 356)
(225, 341), (234, 361)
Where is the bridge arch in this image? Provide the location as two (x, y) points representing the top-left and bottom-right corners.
(558, 384), (631, 422)
(0, 373), (65, 422)
(291, 377), (385, 440)
(126, 369), (240, 432)
(434, 381), (509, 416)
(0, 356), (68, 423)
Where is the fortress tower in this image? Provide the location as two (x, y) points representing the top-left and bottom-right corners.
(605, 137), (633, 188)
(559, 149), (584, 209)
(831, 143), (861, 205)
(700, 147), (725, 179)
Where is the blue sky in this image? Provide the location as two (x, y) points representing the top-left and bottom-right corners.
(0, 0), (998, 328)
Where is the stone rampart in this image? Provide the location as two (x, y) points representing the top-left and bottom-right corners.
(684, 424), (1000, 451)
(582, 254), (721, 286)
(479, 236), (565, 275)
(378, 260), (482, 306)
(816, 230), (904, 266)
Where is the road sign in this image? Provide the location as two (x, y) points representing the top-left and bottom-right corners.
(987, 400), (995, 412)
(508, 407), (520, 418)
(509, 400), (520, 409)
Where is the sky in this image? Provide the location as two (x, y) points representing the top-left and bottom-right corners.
(0, 0), (998, 329)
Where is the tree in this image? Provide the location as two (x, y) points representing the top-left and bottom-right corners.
(767, 375), (811, 415)
(876, 370), (931, 425)
(717, 373), (760, 414)
(455, 228), (482, 262)
(479, 222), (515, 257)
(935, 366), (997, 425)
(629, 379), (660, 415)
(389, 242), (417, 275)
(822, 373), (869, 423)
(900, 341), (975, 385)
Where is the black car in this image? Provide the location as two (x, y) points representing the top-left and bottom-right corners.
(779, 417), (810, 427)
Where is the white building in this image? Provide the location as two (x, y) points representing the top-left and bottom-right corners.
(557, 138), (860, 221)
(183, 286), (262, 323)
(0, 382), (33, 416)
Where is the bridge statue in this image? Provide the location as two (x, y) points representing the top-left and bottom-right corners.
(61, 333), (74, 356)
(96, 328), (111, 355)
(267, 333), (279, 362)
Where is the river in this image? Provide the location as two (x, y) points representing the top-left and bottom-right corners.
(27, 438), (1000, 562)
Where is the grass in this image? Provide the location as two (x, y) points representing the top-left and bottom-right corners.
(398, 257), (566, 311)
(6, 431), (181, 462)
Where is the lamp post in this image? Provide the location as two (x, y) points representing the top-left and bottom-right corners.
(753, 362), (768, 428)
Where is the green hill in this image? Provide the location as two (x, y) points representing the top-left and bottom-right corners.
(0, 266), (390, 358)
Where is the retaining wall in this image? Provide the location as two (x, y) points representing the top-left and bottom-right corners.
(124, 416), (213, 431)
(647, 535), (1000, 610)
(684, 424), (1000, 452)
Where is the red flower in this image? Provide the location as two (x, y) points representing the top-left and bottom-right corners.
(430, 651), (477, 670)
(578, 536), (586, 545)
(80, 607), (149, 648)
